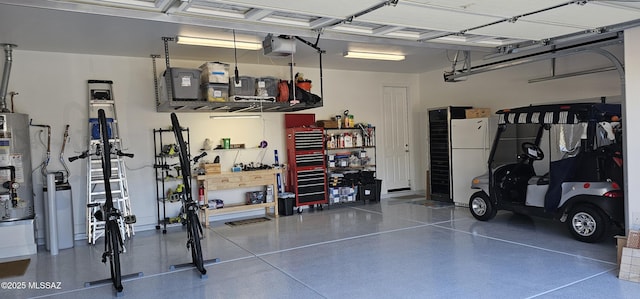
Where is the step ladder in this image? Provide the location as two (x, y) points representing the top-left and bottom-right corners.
(85, 80), (134, 245)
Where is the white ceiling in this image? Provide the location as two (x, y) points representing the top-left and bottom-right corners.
(0, 0), (638, 73)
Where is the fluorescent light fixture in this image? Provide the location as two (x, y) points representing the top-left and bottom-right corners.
(176, 36), (262, 50)
(343, 51), (405, 61)
(210, 115), (261, 120)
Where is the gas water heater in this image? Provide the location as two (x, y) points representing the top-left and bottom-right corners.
(0, 43), (36, 258)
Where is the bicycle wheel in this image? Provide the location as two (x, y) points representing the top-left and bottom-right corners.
(188, 209), (206, 275)
(98, 109), (114, 210)
(108, 220), (123, 292)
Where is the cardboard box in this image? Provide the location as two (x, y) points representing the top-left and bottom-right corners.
(316, 120), (338, 128)
(617, 235), (628, 268)
(465, 108), (491, 118)
(618, 247), (640, 282)
(628, 230), (640, 249)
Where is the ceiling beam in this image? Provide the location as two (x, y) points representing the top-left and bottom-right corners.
(0, 0), (493, 52)
(372, 26), (405, 36)
(444, 32), (623, 82)
(310, 17), (340, 30)
(245, 8), (273, 21)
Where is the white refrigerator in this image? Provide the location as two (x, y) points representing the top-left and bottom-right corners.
(450, 118), (495, 206)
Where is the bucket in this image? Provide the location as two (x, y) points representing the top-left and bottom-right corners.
(296, 80), (312, 92)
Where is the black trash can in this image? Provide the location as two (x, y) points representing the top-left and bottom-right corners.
(278, 193), (295, 216)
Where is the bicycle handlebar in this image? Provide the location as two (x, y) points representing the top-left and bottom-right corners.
(68, 149), (134, 162)
(192, 152), (207, 163)
(68, 151), (89, 162)
(116, 150), (134, 158)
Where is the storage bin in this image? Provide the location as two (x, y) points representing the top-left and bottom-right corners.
(202, 83), (229, 102)
(162, 68), (201, 100)
(230, 76), (256, 96)
(89, 118), (113, 139)
(358, 183), (376, 202)
(255, 77), (278, 97)
(200, 62), (229, 84)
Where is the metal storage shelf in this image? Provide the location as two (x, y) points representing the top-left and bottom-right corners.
(153, 127), (190, 234)
(156, 99), (323, 113)
(324, 126), (377, 206)
(328, 165), (376, 170)
(326, 146), (376, 150)
(153, 38), (322, 113)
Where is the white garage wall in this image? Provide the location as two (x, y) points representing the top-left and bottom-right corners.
(4, 44), (627, 242)
(6, 50), (419, 241)
(416, 49), (624, 194)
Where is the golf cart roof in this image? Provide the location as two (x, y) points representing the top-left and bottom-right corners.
(496, 103), (621, 125)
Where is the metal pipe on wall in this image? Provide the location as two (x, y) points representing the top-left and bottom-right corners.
(0, 44), (17, 112)
(46, 173), (59, 255)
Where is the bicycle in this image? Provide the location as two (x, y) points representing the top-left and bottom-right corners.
(69, 109), (138, 294)
(170, 112), (210, 276)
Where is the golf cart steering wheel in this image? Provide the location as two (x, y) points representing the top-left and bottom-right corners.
(521, 142), (544, 161)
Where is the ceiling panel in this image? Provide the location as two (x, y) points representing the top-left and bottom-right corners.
(206, 0), (383, 19)
(523, 2), (640, 29)
(358, 2), (501, 32)
(403, 0), (570, 18)
(598, 1), (640, 10)
(468, 20), (586, 41)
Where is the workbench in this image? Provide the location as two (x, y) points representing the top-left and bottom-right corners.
(197, 168), (281, 227)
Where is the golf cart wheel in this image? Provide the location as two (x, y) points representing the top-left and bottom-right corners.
(469, 191), (496, 221)
(567, 205), (608, 243)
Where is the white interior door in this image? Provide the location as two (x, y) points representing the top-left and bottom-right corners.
(382, 86), (411, 192)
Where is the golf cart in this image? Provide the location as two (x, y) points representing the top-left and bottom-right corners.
(469, 103), (624, 243)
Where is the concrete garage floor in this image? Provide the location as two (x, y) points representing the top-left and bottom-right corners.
(2, 195), (640, 299)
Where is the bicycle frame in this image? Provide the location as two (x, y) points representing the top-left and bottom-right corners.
(69, 109), (138, 294)
(170, 112), (208, 276)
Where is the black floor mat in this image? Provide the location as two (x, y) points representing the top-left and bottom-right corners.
(389, 194), (424, 199)
(225, 217), (271, 227)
